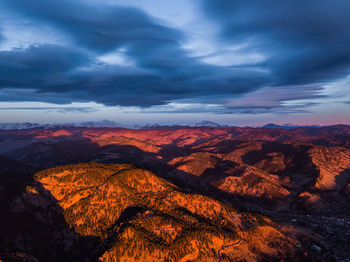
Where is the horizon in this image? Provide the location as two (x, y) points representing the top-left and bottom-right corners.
(1, 1), (350, 125)
(0, 119), (348, 129)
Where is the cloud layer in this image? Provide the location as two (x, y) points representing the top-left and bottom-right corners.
(1, 0), (350, 116)
(202, 0), (350, 86)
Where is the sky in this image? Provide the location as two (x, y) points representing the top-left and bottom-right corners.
(0, 0), (350, 126)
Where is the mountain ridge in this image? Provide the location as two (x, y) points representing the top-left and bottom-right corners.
(0, 121), (340, 130)
(1, 126), (350, 261)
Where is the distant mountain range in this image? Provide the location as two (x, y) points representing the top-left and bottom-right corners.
(0, 120), (125, 130)
(188, 120), (230, 128)
(141, 120), (230, 129)
(0, 120), (335, 130)
(0, 120), (229, 130)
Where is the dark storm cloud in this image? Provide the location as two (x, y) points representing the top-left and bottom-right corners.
(0, 43), (266, 107)
(202, 0), (350, 86)
(0, 107), (94, 113)
(0, 0), (270, 108)
(0, 0), (267, 106)
(2, 0), (221, 82)
(7, 0), (182, 54)
(0, 44), (90, 89)
(1, 0), (349, 113)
